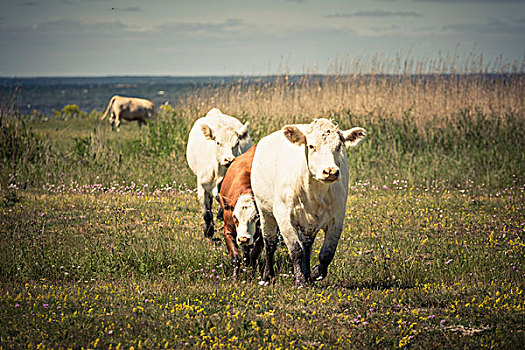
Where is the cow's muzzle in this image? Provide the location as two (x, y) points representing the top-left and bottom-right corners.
(222, 156), (235, 167)
(237, 235), (252, 246)
(321, 167), (340, 182)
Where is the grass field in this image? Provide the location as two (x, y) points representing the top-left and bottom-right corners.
(1, 57), (524, 348)
(1, 181), (523, 349)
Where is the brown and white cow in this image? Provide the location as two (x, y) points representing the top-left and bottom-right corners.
(251, 118), (367, 287)
(219, 145), (263, 279)
(101, 95), (155, 131)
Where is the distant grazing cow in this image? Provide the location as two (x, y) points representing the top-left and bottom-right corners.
(101, 95), (155, 131)
(186, 108), (253, 238)
(251, 118), (367, 286)
(219, 145), (263, 279)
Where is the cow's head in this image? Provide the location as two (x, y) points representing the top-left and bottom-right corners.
(282, 119), (367, 182)
(232, 194), (259, 246)
(201, 122), (250, 167)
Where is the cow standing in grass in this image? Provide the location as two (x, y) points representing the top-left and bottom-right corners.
(100, 95), (155, 131)
(219, 145), (263, 279)
(186, 108), (252, 238)
(251, 118), (366, 287)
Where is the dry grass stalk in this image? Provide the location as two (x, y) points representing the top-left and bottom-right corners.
(175, 53), (524, 132)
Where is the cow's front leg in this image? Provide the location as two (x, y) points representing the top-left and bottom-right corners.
(224, 230), (241, 280)
(198, 184), (214, 238)
(262, 237), (277, 283)
(212, 184), (224, 221)
(259, 211), (278, 283)
(276, 214), (308, 287)
(311, 223), (343, 281)
(248, 231), (264, 277)
(300, 234), (316, 284)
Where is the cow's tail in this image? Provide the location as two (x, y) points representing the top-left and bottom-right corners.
(100, 95), (118, 121)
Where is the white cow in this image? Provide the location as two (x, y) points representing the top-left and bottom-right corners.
(251, 118), (366, 286)
(186, 108), (253, 238)
(101, 95), (155, 131)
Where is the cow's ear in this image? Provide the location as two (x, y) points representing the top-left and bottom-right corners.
(237, 122), (250, 139)
(201, 124), (215, 140)
(283, 125), (306, 145)
(340, 127), (367, 148)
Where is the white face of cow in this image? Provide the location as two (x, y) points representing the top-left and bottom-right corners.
(201, 122), (250, 167)
(232, 194), (258, 246)
(283, 119), (367, 183)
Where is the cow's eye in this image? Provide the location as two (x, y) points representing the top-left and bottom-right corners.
(216, 141), (221, 146)
(308, 145), (316, 151)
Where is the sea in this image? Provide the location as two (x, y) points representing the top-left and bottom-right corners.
(2, 73), (519, 116)
(0, 76), (250, 115)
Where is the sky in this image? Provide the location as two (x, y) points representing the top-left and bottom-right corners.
(0, 0), (524, 77)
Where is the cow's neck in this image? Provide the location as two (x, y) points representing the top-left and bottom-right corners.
(297, 164), (331, 209)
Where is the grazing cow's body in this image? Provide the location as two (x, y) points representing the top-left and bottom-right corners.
(101, 95), (155, 131)
(251, 118), (366, 286)
(186, 108), (253, 238)
(219, 145), (263, 278)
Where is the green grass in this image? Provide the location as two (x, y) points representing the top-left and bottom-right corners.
(0, 99), (524, 348)
(0, 186), (523, 349)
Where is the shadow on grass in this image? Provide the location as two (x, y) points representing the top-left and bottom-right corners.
(338, 279), (416, 291)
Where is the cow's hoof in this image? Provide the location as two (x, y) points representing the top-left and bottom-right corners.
(311, 265), (326, 281)
(204, 225), (214, 239)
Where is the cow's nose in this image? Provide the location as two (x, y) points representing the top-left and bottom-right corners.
(238, 236), (249, 245)
(322, 167), (340, 181)
(223, 156), (235, 166)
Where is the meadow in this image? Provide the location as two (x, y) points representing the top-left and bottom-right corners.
(1, 55), (524, 349)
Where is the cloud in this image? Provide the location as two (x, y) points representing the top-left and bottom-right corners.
(155, 18), (246, 37)
(34, 19), (132, 33)
(443, 19), (525, 35)
(326, 10), (422, 18)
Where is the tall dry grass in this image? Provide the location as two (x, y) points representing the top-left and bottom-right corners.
(178, 53), (524, 132)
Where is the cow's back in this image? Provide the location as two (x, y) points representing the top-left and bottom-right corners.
(220, 145), (257, 208)
(114, 97), (154, 120)
(251, 129), (304, 213)
(186, 109), (252, 181)
(186, 117), (216, 178)
(220, 145), (257, 243)
(252, 126), (349, 228)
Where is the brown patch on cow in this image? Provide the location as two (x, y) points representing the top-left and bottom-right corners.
(219, 145), (261, 276)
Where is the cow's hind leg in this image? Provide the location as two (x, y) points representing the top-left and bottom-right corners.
(114, 116), (121, 132)
(311, 224), (343, 281)
(109, 112), (116, 131)
(198, 185), (214, 238)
